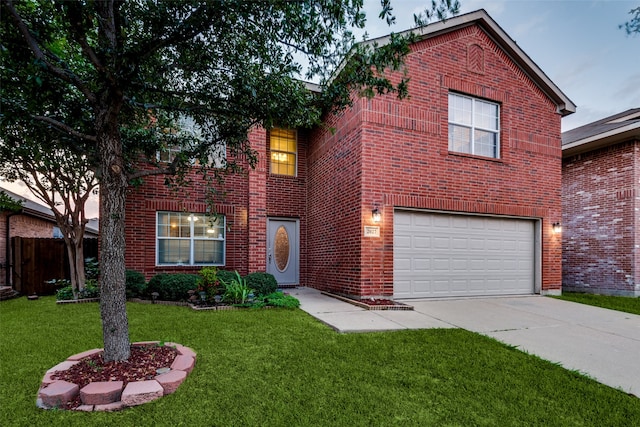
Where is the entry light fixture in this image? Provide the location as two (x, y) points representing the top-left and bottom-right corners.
(372, 207), (381, 224)
(552, 222), (562, 233)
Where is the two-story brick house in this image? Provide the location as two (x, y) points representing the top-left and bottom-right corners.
(125, 10), (575, 299)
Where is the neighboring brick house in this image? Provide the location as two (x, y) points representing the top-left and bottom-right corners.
(562, 109), (640, 296)
(0, 186), (99, 287)
(125, 10), (574, 299)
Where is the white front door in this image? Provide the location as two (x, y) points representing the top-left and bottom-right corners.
(267, 218), (299, 286)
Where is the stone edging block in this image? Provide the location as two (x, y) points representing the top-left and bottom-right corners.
(121, 380), (164, 406)
(80, 381), (124, 405)
(37, 342), (196, 412)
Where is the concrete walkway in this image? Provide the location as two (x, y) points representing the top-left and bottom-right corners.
(289, 287), (640, 397)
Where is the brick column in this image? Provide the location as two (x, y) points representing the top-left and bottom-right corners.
(247, 127), (267, 273)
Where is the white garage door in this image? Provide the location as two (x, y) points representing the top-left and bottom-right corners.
(394, 211), (535, 298)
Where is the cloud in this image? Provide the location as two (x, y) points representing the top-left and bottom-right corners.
(461, 0), (506, 16)
(613, 72), (640, 106)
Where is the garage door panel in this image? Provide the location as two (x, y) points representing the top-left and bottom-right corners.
(394, 211), (535, 298)
(414, 236), (431, 249)
(413, 258), (431, 271)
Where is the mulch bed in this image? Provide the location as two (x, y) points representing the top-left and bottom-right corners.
(322, 292), (413, 310)
(51, 344), (178, 409)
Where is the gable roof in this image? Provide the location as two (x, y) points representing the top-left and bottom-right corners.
(0, 185), (99, 236)
(561, 108), (640, 157)
(362, 9), (576, 117)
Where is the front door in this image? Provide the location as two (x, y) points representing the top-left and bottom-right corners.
(267, 218), (299, 286)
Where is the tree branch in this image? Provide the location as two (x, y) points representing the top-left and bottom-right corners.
(32, 115), (97, 143)
(127, 166), (174, 181)
(3, 0), (98, 105)
(65, 2), (107, 75)
(125, 4), (213, 63)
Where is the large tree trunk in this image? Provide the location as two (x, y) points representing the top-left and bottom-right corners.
(97, 104), (130, 362)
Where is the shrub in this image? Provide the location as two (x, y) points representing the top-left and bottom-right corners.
(197, 267), (223, 302)
(221, 271), (254, 305)
(55, 284), (74, 301)
(126, 270), (146, 298)
(146, 273), (200, 301)
(84, 257), (100, 280)
(81, 279), (100, 298)
(260, 292), (300, 309)
(244, 272), (278, 297)
(216, 270), (237, 286)
(55, 279), (100, 300)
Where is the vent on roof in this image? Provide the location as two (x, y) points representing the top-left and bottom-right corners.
(608, 111), (640, 123)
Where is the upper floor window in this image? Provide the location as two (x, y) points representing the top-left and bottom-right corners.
(158, 115), (226, 168)
(156, 211), (225, 266)
(270, 128), (297, 176)
(448, 93), (500, 159)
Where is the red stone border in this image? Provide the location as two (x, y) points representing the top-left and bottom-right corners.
(36, 342), (196, 412)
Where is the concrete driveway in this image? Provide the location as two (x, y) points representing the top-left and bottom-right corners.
(292, 287), (640, 397)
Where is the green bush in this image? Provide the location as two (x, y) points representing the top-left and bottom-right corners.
(244, 272), (278, 297)
(81, 279), (100, 298)
(55, 284), (74, 301)
(260, 292), (300, 309)
(216, 270), (238, 286)
(146, 273), (200, 301)
(197, 267), (224, 302)
(126, 270), (147, 298)
(84, 257), (100, 280)
(55, 279), (100, 301)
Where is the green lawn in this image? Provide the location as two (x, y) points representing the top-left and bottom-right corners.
(1, 297), (639, 426)
(555, 292), (640, 316)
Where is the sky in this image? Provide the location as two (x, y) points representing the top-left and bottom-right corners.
(2, 0), (638, 217)
(361, 0), (639, 131)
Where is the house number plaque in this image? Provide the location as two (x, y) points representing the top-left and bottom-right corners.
(363, 226), (380, 238)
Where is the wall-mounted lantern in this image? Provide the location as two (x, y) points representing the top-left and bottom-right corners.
(552, 222), (562, 233)
(372, 207), (381, 224)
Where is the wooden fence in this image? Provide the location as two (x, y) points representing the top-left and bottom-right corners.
(11, 237), (98, 296)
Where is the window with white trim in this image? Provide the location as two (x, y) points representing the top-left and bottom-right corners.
(448, 93), (500, 159)
(156, 211), (225, 266)
(270, 128), (297, 176)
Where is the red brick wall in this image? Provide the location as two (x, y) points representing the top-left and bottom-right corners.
(124, 154), (251, 280)
(307, 25), (563, 297)
(0, 212), (55, 286)
(124, 127), (310, 283)
(307, 108), (364, 295)
(562, 139), (639, 296)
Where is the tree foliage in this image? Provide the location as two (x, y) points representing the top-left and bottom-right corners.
(0, 190), (23, 212)
(621, 6), (640, 35)
(0, 0), (458, 361)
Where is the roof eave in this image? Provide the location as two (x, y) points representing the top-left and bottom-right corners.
(562, 122), (640, 157)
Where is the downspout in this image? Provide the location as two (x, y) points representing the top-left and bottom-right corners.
(5, 210), (22, 287)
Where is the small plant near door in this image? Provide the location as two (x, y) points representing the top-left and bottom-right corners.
(195, 266), (224, 303)
(221, 271), (254, 305)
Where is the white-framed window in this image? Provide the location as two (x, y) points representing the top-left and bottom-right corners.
(157, 115), (226, 168)
(270, 128), (297, 176)
(156, 211), (225, 266)
(448, 93), (500, 159)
